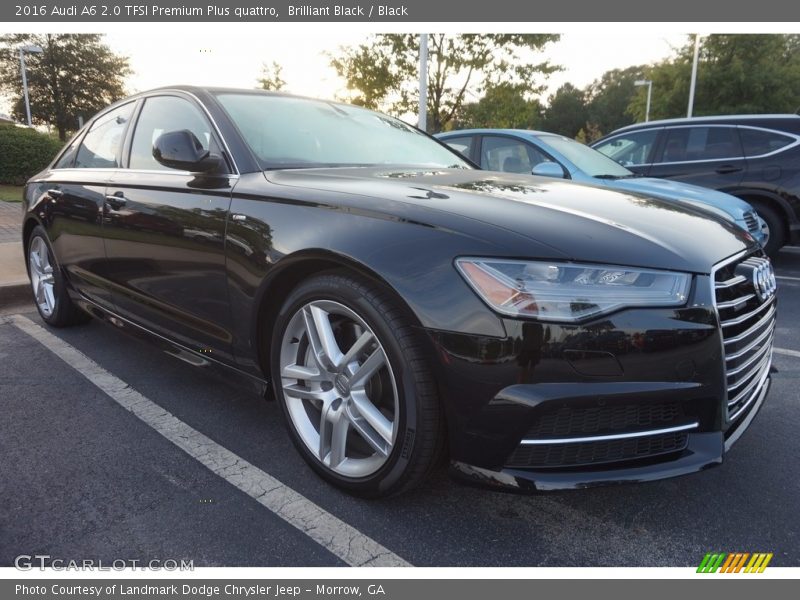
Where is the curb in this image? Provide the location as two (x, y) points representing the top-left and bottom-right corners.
(0, 282), (31, 308)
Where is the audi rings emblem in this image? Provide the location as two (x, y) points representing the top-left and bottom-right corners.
(735, 257), (777, 303)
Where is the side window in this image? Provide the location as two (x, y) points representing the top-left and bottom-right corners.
(594, 129), (659, 166)
(129, 96), (218, 171)
(739, 127), (795, 157)
(443, 136), (474, 159)
(53, 136), (81, 169)
(661, 126), (742, 162)
(481, 136), (547, 174)
(74, 103), (134, 169)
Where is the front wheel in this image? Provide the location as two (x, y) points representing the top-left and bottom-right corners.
(271, 272), (443, 498)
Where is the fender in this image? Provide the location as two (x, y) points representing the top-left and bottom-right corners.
(249, 247), (414, 376)
(221, 195), (511, 378)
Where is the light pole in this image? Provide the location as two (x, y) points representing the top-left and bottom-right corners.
(634, 79), (652, 122)
(418, 34), (428, 132)
(19, 44), (43, 127)
(687, 34), (702, 118)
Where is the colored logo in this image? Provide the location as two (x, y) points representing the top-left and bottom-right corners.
(697, 552), (773, 573)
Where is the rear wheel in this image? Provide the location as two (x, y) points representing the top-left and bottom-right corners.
(271, 272), (443, 497)
(27, 226), (89, 327)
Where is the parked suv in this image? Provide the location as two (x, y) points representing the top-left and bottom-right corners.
(592, 115), (800, 256)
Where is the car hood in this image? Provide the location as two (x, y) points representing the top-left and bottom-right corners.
(266, 168), (755, 273)
(608, 177), (754, 219)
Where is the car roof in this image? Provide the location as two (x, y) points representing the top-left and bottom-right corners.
(604, 114), (800, 136)
(437, 128), (565, 139)
(94, 85), (362, 123)
(141, 85), (353, 106)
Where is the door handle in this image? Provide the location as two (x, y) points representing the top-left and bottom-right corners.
(105, 192), (127, 209)
(715, 165), (742, 174)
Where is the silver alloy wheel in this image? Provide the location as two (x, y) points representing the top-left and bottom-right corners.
(760, 219), (771, 247)
(29, 236), (56, 318)
(279, 300), (399, 478)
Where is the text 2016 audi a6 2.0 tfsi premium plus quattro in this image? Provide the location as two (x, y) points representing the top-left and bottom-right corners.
(22, 87), (777, 497)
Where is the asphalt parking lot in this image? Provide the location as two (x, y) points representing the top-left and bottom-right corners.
(1, 249), (799, 568)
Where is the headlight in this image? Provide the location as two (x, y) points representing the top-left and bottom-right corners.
(456, 258), (691, 322)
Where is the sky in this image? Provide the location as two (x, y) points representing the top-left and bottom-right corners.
(0, 31), (689, 119)
(110, 31), (688, 100)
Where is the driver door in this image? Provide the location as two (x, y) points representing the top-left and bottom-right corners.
(103, 94), (237, 362)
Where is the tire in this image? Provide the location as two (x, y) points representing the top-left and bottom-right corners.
(750, 202), (786, 258)
(270, 271), (444, 498)
(26, 226), (90, 327)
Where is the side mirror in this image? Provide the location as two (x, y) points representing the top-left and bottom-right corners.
(531, 161), (566, 179)
(153, 130), (222, 173)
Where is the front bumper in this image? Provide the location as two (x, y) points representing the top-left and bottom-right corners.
(448, 374), (770, 492)
(737, 215), (768, 247)
(424, 266), (774, 492)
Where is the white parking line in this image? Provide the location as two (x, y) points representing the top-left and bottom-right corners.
(776, 275), (800, 282)
(775, 347), (800, 359)
(6, 314), (410, 568)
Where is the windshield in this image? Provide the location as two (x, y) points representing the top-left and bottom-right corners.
(539, 134), (633, 178)
(214, 93), (471, 170)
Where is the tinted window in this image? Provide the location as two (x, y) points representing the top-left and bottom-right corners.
(74, 103), (133, 169)
(594, 129), (659, 166)
(443, 136), (474, 159)
(129, 96), (217, 171)
(661, 126), (742, 162)
(739, 127), (795, 157)
(481, 136), (548, 174)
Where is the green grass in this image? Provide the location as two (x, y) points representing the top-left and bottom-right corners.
(0, 184), (23, 202)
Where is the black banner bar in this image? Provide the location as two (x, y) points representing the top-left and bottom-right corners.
(3, 0), (800, 22)
(4, 579), (798, 600)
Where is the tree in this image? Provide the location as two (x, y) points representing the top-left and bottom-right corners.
(541, 83), (588, 138)
(627, 48), (692, 122)
(695, 34), (800, 114)
(0, 34), (130, 140)
(0, 122), (63, 184)
(585, 65), (644, 139)
(628, 34), (800, 121)
(257, 61), (286, 91)
(575, 122), (603, 144)
(330, 34), (560, 132)
(457, 83), (543, 130)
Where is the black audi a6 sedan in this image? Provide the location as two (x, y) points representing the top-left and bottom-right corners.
(22, 87), (777, 497)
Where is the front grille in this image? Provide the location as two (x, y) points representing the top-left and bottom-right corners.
(506, 432), (689, 469)
(713, 253), (777, 420)
(743, 210), (760, 235)
(525, 400), (685, 438)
